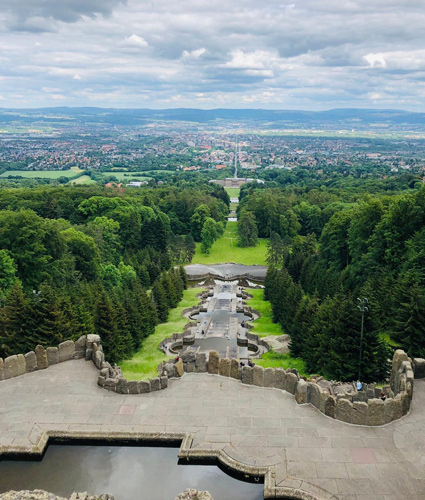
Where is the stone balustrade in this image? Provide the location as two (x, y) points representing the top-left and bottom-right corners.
(1, 331), (423, 428)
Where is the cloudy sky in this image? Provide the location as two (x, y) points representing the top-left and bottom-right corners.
(0, 0), (425, 110)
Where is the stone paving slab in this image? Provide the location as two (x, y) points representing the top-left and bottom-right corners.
(0, 360), (424, 500)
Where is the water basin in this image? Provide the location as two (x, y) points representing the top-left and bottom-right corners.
(0, 444), (264, 500)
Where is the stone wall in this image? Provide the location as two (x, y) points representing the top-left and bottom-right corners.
(0, 491), (114, 500)
(0, 337), (87, 381)
(1, 331), (420, 427)
(164, 348), (416, 426)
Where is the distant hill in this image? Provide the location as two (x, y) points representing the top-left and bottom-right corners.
(0, 107), (424, 128)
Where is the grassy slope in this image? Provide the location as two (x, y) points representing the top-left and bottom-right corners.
(120, 287), (202, 381)
(69, 175), (96, 185)
(192, 221), (268, 266)
(248, 288), (309, 376)
(224, 187), (240, 198)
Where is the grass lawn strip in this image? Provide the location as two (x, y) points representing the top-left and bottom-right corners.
(224, 187), (240, 198)
(191, 221), (268, 266)
(248, 288), (309, 376)
(120, 287), (202, 381)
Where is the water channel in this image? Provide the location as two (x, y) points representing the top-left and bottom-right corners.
(0, 444), (264, 500)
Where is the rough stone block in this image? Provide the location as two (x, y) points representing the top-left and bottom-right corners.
(174, 358), (184, 377)
(104, 378), (117, 392)
(46, 347), (59, 365)
(195, 353), (207, 373)
(368, 398), (385, 426)
(138, 380), (151, 393)
(241, 366), (253, 385)
(0, 358), (4, 381)
(116, 378), (128, 394)
(393, 395), (403, 420)
(324, 396), (336, 418)
(391, 349), (409, 390)
(74, 336), (87, 359)
(86, 334), (101, 350)
(164, 362), (176, 378)
(94, 350), (103, 369)
(100, 368), (110, 378)
(295, 379), (308, 404)
(35, 345), (48, 370)
(336, 398), (353, 423)
(97, 376), (105, 387)
(4, 355), (18, 379)
(413, 358), (425, 379)
(160, 376), (168, 389)
(285, 372), (298, 394)
(400, 392), (410, 416)
(252, 365), (264, 386)
(263, 368), (275, 388)
(128, 381), (140, 394)
(85, 348), (93, 361)
(24, 351), (37, 373)
(274, 368), (286, 390)
(150, 377), (161, 392)
(208, 351), (220, 375)
(384, 398), (395, 423)
(58, 340), (75, 362)
(309, 383), (321, 410)
(352, 401), (368, 425)
(185, 362), (195, 373)
(219, 358), (231, 377)
(230, 359), (241, 379)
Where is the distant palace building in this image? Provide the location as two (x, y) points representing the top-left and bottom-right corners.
(209, 178), (264, 188)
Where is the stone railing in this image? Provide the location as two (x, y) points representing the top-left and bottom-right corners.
(2, 331), (423, 428)
(0, 337), (87, 381)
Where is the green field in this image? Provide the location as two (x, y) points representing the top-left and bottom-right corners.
(224, 187), (240, 198)
(102, 171), (152, 181)
(191, 221), (268, 266)
(121, 287), (202, 381)
(69, 175), (96, 185)
(0, 167), (84, 179)
(247, 288), (308, 375)
(248, 289), (283, 337)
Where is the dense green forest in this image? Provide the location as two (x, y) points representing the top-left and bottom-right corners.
(0, 184), (228, 363)
(238, 178), (425, 382)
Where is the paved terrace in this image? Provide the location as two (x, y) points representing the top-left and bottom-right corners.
(0, 360), (424, 500)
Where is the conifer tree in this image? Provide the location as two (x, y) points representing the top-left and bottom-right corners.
(95, 291), (120, 365)
(152, 280), (169, 323)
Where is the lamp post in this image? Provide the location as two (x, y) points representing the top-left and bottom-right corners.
(357, 297), (369, 381)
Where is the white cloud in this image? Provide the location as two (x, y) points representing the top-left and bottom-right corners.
(364, 53), (387, 68)
(182, 47), (206, 58)
(120, 34), (148, 48)
(73, 74), (82, 80)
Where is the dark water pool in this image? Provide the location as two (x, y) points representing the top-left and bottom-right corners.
(0, 444), (264, 500)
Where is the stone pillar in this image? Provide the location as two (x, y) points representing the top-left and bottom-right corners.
(252, 365), (264, 386)
(24, 351), (37, 373)
(35, 345), (48, 370)
(241, 366), (253, 385)
(17, 354), (26, 376)
(295, 380), (308, 404)
(4, 355), (18, 379)
(58, 340), (75, 362)
(218, 358), (231, 377)
(263, 368), (275, 388)
(230, 359), (241, 379)
(208, 351), (220, 375)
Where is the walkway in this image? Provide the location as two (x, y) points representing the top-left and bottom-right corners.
(0, 360), (424, 500)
